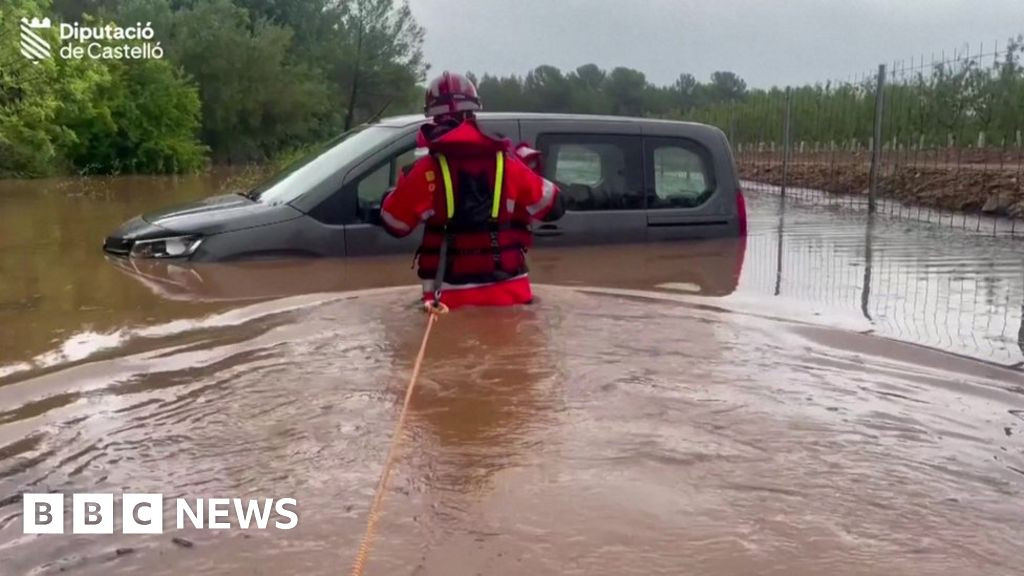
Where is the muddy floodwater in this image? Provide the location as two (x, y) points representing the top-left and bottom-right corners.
(0, 175), (1023, 575)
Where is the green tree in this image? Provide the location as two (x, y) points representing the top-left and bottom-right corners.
(567, 64), (609, 113)
(707, 71), (747, 103)
(672, 73), (700, 112)
(0, 0), (68, 176)
(993, 37), (1024, 143)
(58, 59), (206, 174)
(605, 67), (647, 116)
(524, 65), (572, 112)
(169, 0), (330, 163)
(338, 0), (425, 130)
(1, 0), (207, 176)
(477, 73), (525, 112)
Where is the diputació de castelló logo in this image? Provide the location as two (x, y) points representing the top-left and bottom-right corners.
(19, 16), (164, 63)
(20, 17), (51, 62)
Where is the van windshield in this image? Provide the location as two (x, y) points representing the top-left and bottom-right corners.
(246, 126), (399, 205)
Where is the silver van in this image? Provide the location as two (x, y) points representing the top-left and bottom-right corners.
(102, 112), (748, 261)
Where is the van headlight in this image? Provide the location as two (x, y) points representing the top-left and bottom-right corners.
(129, 235), (204, 259)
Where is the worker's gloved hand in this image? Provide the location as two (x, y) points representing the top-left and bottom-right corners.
(541, 183), (566, 222)
(369, 189), (394, 227)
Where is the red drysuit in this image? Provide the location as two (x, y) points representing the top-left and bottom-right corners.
(380, 118), (561, 309)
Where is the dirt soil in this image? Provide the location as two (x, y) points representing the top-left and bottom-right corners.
(738, 151), (1024, 218)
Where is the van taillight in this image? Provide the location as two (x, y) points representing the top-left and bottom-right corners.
(735, 188), (748, 236)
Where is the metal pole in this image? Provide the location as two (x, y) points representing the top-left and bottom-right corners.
(781, 88), (793, 198)
(729, 108), (736, 145)
(860, 216), (874, 321)
(868, 64), (886, 215)
(1019, 268), (1024, 360)
(775, 195), (786, 296)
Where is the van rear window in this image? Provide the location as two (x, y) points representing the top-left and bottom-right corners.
(553, 144), (602, 186)
(647, 140), (717, 209)
(538, 135), (644, 211)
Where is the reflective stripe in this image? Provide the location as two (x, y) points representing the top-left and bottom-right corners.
(381, 209), (410, 233)
(526, 178), (556, 216)
(492, 152), (504, 219)
(436, 151), (505, 221)
(506, 199), (515, 213)
(420, 209), (436, 221)
(437, 154), (455, 219)
(516, 145), (540, 159)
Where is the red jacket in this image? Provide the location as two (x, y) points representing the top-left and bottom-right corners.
(381, 118), (561, 308)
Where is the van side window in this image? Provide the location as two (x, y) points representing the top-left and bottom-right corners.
(392, 148), (417, 182)
(647, 140), (716, 209)
(354, 149), (417, 223)
(309, 147), (416, 225)
(357, 162), (390, 209)
(538, 135), (643, 211)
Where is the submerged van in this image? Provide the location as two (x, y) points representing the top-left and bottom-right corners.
(102, 113), (747, 261)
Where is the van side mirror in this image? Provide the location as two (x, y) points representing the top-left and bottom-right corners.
(368, 205), (383, 226)
(367, 187), (395, 226)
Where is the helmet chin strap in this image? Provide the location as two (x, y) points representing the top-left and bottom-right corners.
(434, 111), (473, 125)
(425, 113), (472, 141)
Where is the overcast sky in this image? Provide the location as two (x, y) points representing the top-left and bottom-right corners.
(409, 0), (1024, 89)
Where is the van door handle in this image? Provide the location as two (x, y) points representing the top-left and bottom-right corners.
(534, 224), (563, 237)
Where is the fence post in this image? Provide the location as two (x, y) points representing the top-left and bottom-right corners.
(781, 88), (793, 198)
(868, 64), (886, 215)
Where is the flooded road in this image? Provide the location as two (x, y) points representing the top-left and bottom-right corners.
(1, 176), (1023, 575)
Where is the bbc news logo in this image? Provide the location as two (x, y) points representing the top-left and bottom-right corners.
(23, 494), (298, 534)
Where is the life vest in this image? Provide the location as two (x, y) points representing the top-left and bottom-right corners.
(414, 151), (532, 285)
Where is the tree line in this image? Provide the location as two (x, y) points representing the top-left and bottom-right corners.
(1, 0), (425, 177)
(470, 39), (1024, 152)
(3, 1), (1022, 179)
(470, 65), (748, 118)
(689, 38), (1024, 151)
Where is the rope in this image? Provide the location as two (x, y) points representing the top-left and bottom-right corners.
(349, 300), (448, 576)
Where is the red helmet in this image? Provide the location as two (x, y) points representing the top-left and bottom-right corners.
(424, 71), (482, 118)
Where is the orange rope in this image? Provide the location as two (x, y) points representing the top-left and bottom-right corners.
(349, 301), (448, 576)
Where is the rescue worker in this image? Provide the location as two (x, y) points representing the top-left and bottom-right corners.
(378, 71), (564, 310)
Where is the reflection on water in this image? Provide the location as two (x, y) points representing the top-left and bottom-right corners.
(0, 289), (1021, 575)
(2, 175), (1022, 372)
(0, 175), (1023, 575)
(741, 191), (1024, 366)
(0, 172), (260, 367)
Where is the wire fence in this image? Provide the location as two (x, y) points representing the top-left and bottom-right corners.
(692, 38), (1024, 236)
(739, 200), (1024, 367)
